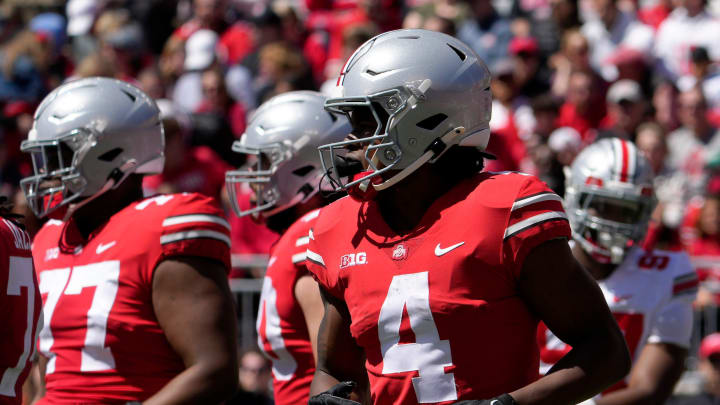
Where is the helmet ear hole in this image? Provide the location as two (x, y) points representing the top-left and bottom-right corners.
(292, 165), (315, 176)
(98, 148), (124, 162)
(416, 113), (448, 131)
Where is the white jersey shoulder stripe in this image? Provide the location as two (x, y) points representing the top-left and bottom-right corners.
(162, 214), (231, 230)
(291, 252), (307, 264)
(306, 249), (325, 267)
(308, 228), (315, 241)
(296, 236), (310, 247)
(160, 229), (231, 247)
(504, 211), (568, 239)
(511, 192), (563, 211)
(301, 209), (321, 223)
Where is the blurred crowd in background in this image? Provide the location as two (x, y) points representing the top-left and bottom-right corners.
(7, 0), (720, 396)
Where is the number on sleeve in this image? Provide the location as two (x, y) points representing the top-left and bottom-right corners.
(38, 261), (120, 374)
(378, 271), (457, 403)
(0, 256), (40, 397)
(256, 276), (297, 380)
(63, 261), (120, 372)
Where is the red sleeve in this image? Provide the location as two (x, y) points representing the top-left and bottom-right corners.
(502, 176), (571, 278)
(305, 226), (343, 299)
(159, 194), (232, 271)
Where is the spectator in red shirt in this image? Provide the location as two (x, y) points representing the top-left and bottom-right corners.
(172, 0), (228, 41)
(684, 175), (720, 308)
(195, 67), (247, 138)
(143, 100), (230, 200)
(557, 69), (607, 141)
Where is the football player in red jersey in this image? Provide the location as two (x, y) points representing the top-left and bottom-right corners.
(0, 196), (42, 405)
(225, 91), (351, 405)
(304, 29), (631, 405)
(537, 138), (696, 405)
(19, 77), (238, 404)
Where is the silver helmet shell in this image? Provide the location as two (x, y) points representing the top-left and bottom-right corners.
(320, 28), (492, 191)
(20, 77), (164, 218)
(226, 91), (351, 218)
(565, 137), (656, 264)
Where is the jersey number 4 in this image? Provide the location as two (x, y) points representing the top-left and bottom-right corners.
(379, 272), (458, 403)
(38, 261), (120, 374)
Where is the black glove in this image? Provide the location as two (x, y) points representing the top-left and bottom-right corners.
(454, 393), (518, 405)
(309, 381), (362, 405)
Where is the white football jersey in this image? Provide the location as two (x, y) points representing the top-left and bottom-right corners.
(538, 246), (697, 389)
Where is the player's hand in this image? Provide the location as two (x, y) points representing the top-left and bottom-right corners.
(309, 381), (361, 405)
(454, 393), (517, 405)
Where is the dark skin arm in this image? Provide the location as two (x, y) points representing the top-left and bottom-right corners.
(593, 343), (687, 405)
(509, 238), (631, 405)
(143, 256), (239, 405)
(310, 287), (371, 405)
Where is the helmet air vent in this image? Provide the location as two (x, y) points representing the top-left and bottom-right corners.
(447, 44), (467, 61)
(292, 165), (315, 176)
(398, 35), (420, 39)
(120, 89), (136, 102)
(416, 113), (448, 130)
(98, 148), (124, 162)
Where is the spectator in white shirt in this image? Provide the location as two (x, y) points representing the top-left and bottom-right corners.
(581, 0), (654, 81)
(655, 0), (720, 82)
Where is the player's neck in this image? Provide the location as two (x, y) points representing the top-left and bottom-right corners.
(72, 178), (144, 239)
(376, 164), (458, 235)
(265, 195), (324, 234)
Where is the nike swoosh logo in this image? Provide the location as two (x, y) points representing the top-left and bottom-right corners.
(435, 242), (465, 256)
(96, 241), (116, 254)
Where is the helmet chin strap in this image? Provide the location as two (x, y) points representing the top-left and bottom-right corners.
(63, 160), (138, 222)
(371, 126), (467, 191)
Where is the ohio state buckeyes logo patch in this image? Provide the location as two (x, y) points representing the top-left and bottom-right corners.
(392, 244), (408, 261)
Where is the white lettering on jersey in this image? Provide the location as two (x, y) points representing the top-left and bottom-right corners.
(39, 261), (120, 374)
(44, 248), (59, 262)
(339, 252), (367, 269)
(135, 195), (174, 210)
(378, 272), (457, 403)
(0, 256), (41, 397)
(256, 276), (297, 380)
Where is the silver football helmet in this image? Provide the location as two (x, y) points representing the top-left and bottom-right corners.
(226, 91), (351, 218)
(565, 138), (656, 264)
(320, 28), (492, 191)
(20, 77), (164, 218)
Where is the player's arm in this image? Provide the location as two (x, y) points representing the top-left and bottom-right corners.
(510, 238), (631, 405)
(295, 274), (324, 363)
(144, 256), (238, 405)
(309, 286), (370, 405)
(592, 269), (695, 405)
(590, 342), (686, 405)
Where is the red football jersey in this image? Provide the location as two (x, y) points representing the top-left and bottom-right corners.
(256, 209), (320, 405)
(32, 193), (231, 404)
(306, 172), (571, 404)
(0, 218), (41, 405)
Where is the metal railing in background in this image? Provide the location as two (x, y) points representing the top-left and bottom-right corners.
(230, 254), (267, 348)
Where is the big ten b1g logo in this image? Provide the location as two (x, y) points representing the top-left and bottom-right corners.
(340, 252), (367, 269)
